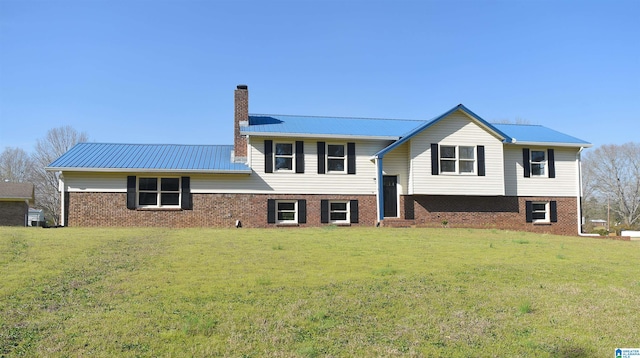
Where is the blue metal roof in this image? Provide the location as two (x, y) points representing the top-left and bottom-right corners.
(493, 124), (591, 146)
(47, 143), (251, 173)
(242, 115), (425, 139)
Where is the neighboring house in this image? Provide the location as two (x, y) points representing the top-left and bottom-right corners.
(0, 182), (35, 226)
(47, 85), (592, 235)
(28, 208), (46, 227)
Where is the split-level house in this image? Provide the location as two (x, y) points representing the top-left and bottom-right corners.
(47, 85), (591, 235)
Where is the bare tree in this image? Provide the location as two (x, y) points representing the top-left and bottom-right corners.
(31, 126), (88, 225)
(0, 147), (34, 182)
(583, 142), (640, 228)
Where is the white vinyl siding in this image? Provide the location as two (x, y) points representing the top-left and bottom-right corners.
(409, 110), (505, 195)
(504, 146), (579, 196)
(381, 142), (409, 195)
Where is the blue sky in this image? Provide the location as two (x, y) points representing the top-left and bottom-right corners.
(1, 0), (638, 153)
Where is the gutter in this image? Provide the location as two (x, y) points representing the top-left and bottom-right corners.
(45, 167), (252, 174)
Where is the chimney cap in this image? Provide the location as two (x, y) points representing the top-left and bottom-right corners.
(237, 84), (248, 90)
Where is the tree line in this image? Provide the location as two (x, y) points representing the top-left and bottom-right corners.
(582, 142), (640, 232)
(1, 126), (88, 225)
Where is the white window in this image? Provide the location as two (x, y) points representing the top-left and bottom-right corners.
(532, 202), (549, 223)
(138, 177), (181, 207)
(327, 144), (345, 172)
(274, 143), (294, 171)
(329, 201), (349, 223)
(530, 150), (546, 176)
(276, 200), (297, 224)
(440, 145), (475, 174)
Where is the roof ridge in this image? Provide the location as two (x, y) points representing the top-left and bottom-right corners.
(491, 122), (543, 127)
(249, 113), (427, 122)
(78, 142), (233, 147)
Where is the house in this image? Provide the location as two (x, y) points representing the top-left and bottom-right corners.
(0, 182), (35, 226)
(28, 208), (46, 227)
(47, 85), (592, 235)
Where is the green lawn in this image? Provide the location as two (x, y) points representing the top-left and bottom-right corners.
(1, 227), (639, 357)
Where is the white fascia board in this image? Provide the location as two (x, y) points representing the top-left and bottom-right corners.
(241, 131), (400, 141)
(505, 141), (592, 148)
(45, 167), (252, 174)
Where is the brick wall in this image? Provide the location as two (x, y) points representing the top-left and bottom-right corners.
(66, 192), (578, 235)
(0, 201), (28, 226)
(402, 195), (577, 236)
(66, 192), (377, 228)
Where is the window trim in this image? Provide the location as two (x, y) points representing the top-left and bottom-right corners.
(439, 144), (476, 175)
(326, 143), (346, 174)
(137, 177), (182, 208)
(274, 142), (295, 172)
(329, 200), (350, 224)
(531, 201), (550, 223)
(275, 200), (298, 224)
(529, 149), (547, 178)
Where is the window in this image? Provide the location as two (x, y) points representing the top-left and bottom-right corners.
(329, 201), (349, 223)
(530, 150), (546, 176)
(439, 145), (475, 174)
(276, 200), (297, 224)
(523, 148), (555, 178)
(531, 202), (549, 223)
(327, 144), (345, 172)
(274, 143), (293, 171)
(526, 200), (557, 223)
(138, 177), (181, 207)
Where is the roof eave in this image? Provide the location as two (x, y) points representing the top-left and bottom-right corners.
(506, 141), (593, 148)
(45, 167), (252, 174)
(241, 131), (400, 141)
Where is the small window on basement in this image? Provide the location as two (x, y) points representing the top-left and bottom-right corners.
(276, 200), (297, 224)
(275, 143), (294, 171)
(329, 201), (349, 223)
(532, 202), (549, 223)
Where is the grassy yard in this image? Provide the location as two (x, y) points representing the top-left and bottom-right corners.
(1, 227), (639, 357)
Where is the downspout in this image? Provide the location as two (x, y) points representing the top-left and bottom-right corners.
(576, 147), (598, 237)
(376, 156), (384, 224)
(59, 173), (65, 227)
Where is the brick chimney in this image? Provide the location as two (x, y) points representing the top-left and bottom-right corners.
(234, 85), (248, 162)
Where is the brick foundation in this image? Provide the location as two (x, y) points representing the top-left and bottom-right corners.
(400, 195), (577, 236)
(66, 192), (377, 228)
(65, 192), (578, 235)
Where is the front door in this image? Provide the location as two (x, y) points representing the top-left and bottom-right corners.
(383, 175), (398, 217)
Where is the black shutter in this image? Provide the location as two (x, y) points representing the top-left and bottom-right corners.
(181, 176), (192, 210)
(550, 201), (558, 222)
(347, 142), (356, 174)
(547, 149), (555, 178)
(298, 199), (307, 224)
(523, 148), (531, 178)
(477, 145), (485, 176)
(431, 144), (439, 175)
(317, 142), (326, 174)
(525, 201), (533, 223)
(350, 200), (359, 223)
(126, 176), (136, 210)
(264, 140), (273, 173)
(267, 199), (276, 224)
(320, 199), (329, 223)
(295, 141), (305, 174)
